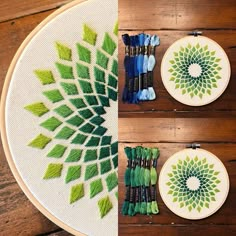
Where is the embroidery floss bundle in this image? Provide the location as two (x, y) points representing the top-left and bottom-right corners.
(122, 33), (160, 104)
(122, 146), (160, 216)
(122, 147), (132, 215)
(147, 35), (160, 100)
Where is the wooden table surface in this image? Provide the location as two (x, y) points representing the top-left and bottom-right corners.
(0, 0), (236, 236)
(118, 0), (236, 236)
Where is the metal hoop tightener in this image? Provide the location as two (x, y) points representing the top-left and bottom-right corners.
(186, 143), (201, 149)
(188, 31), (202, 37)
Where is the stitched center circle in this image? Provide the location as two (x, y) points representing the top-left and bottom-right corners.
(186, 176), (200, 191)
(188, 63), (202, 78)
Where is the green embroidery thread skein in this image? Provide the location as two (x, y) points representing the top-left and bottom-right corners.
(140, 147), (147, 215)
(122, 147), (132, 215)
(144, 148), (152, 215)
(150, 147), (160, 214)
(134, 146), (142, 214)
(128, 148), (136, 216)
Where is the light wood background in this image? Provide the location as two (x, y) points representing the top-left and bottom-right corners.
(118, 0), (236, 235)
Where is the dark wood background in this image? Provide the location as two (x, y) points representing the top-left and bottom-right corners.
(118, 0), (236, 236)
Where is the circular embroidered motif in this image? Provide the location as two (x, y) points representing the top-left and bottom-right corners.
(161, 36), (231, 106)
(158, 148), (229, 220)
(1, 0), (118, 235)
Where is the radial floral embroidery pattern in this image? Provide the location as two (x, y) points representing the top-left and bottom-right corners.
(24, 23), (118, 218)
(166, 156), (221, 213)
(168, 43), (222, 99)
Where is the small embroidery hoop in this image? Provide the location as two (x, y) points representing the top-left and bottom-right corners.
(158, 147), (229, 220)
(0, 0), (117, 235)
(161, 35), (231, 106)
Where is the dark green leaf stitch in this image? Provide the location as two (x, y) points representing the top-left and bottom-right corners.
(84, 149), (97, 162)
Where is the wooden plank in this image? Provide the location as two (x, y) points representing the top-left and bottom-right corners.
(0, 141), (60, 235)
(118, 143), (236, 225)
(0, 10), (54, 97)
(119, 0), (236, 30)
(118, 30), (236, 114)
(119, 118), (236, 143)
(119, 225), (236, 236)
(0, 0), (71, 23)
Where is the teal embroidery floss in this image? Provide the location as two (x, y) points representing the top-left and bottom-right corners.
(144, 148), (152, 215)
(122, 147), (132, 215)
(150, 147), (160, 214)
(134, 146), (142, 214)
(128, 148), (136, 216)
(140, 147), (147, 215)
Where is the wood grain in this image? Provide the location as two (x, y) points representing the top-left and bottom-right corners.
(119, 0), (236, 30)
(118, 30), (236, 116)
(119, 118), (236, 143)
(0, 0), (71, 23)
(119, 225), (236, 236)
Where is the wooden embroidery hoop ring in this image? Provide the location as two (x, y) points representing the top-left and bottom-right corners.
(161, 36), (231, 106)
(158, 148), (230, 220)
(0, 1), (88, 235)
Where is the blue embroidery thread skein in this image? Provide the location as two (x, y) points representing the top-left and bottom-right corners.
(122, 147), (132, 215)
(147, 35), (160, 100)
(128, 36), (136, 103)
(122, 34), (130, 103)
(139, 34), (151, 101)
(137, 33), (145, 101)
(132, 35), (140, 104)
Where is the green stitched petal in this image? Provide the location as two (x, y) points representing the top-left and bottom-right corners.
(40, 117), (62, 131)
(90, 178), (103, 198)
(113, 21), (118, 36)
(55, 42), (72, 61)
(85, 163), (98, 180)
(96, 50), (108, 69)
(56, 62), (74, 79)
(34, 70), (55, 85)
(55, 126), (75, 139)
(54, 105), (73, 118)
(112, 155), (118, 168)
(77, 43), (91, 63)
(94, 67), (105, 83)
(99, 147), (110, 159)
(76, 63), (90, 79)
(65, 149), (83, 162)
(24, 102), (49, 117)
(69, 98), (86, 109)
(65, 165), (81, 183)
(102, 33), (116, 55)
(105, 172), (118, 192)
(60, 82), (78, 95)
(66, 115), (84, 127)
(98, 196), (113, 218)
(83, 24), (97, 45)
(47, 144), (67, 158)
(111, 59), (118, 76)
(28, 134), (51, 149)
(100, 159), (111, 174)
(43, 89), (64, 103)
(43, 163), (63, 179)
(70, 183), (84, 204)
(71, 133), (88, 144)
(84, 149), (97, 162)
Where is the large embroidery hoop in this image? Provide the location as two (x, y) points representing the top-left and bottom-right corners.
(161, 35), (231, 106)
(0, 0), (118, 235)
(158, 148), (229, 220)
